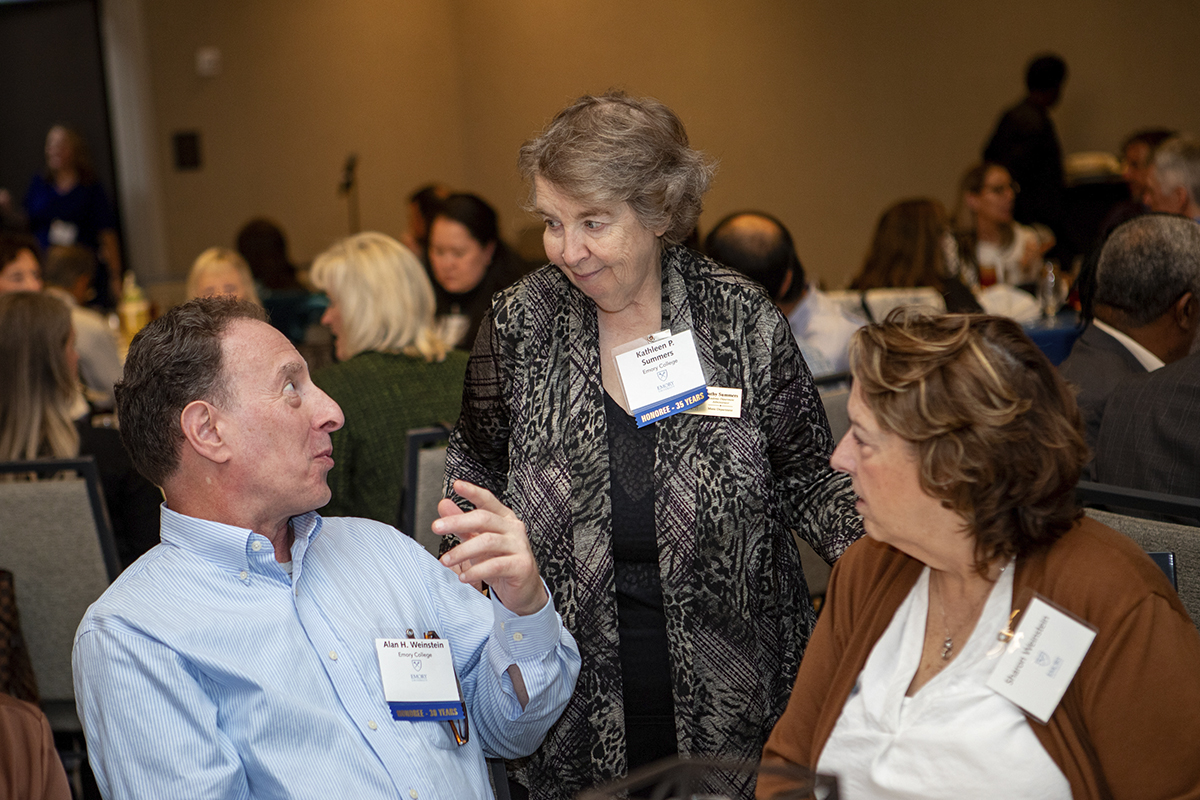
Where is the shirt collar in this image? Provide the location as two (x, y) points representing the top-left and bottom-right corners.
(160, 505), (325, 576)
(1092, 318), (1165, 371)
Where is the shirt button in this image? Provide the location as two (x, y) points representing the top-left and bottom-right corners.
(238, 570), (248, 581)
(328, 651), (338, 661)
(409, 791), (419, 799)
(367, 720), (378, 730)
(512, 632), (524, 642)
(251, 541), (262, 552)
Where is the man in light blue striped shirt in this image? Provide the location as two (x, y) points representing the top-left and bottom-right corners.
(72, 298), (580, 800)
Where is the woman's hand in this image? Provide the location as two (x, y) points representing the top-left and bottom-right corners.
(433, 480), (548, 616)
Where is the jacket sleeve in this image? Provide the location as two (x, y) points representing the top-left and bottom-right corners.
(445, 306), (514, 503)
(763, 309), (862, 563)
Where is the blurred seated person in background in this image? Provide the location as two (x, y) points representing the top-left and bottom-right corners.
(311, 232), (468, 524)
(851, 199), (982, 315)
(400, 182), (451, 261)
(1059, 214), (1200, 453)
(953, 162), (1053, 290)
(428, 192), (529, 349)
(1101, 128), (1176, 232)
(0, 292), (160, 567)
(42, 245), (123, 411)
(73, 297), (578, 799)
(1143, 135), (1200, 222)
(0, 232), (43, 295)
(759, 311), (1200, 800)
(0, 692), (71, 800)
(24, 125), (122, 308)
(235, 217), (303, 291)
(236, 217), (326, 344)
(185, 247), (262, 306)
(705, 210), (862, 378)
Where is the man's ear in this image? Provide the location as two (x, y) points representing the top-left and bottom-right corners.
(1174, 291), (1198, 332)
(179, 400), (231, 464)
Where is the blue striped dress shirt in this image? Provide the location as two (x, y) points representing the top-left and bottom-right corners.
(73, 506), (580, 799)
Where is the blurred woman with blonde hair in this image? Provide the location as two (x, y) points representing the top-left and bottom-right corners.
(310, 232), (468, 524)
(186, 247), (261, 305)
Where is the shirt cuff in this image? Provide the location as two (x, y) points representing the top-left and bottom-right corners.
(486, 580), (561, 670)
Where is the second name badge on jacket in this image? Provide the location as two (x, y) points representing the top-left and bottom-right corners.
(613, 329), (708, 427)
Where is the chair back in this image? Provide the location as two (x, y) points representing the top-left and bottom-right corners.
(1085, 508), (1200, 627)
(0, 458), (119, 713)
(1077, 480), (1200, 527)
(400, 426), (452, 557)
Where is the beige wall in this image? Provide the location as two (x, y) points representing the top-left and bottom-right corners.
(135, 0), (1200, 292)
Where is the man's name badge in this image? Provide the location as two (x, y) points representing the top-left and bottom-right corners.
(613, 329), (708, 428)
(375, 638), (465, 721)
(985, 595), (1096, 724)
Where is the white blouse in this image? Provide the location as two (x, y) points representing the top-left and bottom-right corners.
(977, 223), (1043, 287)
(816, 565), (1070, 800)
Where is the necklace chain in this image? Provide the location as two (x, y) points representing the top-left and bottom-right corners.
(934, 560), (1011, 661)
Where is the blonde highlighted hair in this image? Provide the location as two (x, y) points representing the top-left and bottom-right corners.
(850, 310), (1087, 572)
(186, 247), (262, 306)
(0, 292), (80, 461)
(311, 232), (446, 362)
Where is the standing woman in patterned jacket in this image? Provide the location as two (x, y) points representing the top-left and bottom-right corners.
(435, 92), (862, 800)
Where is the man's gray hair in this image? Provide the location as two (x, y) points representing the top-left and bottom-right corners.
(1153, 135), (1200, 206)
(1095, 214), (1200, 327)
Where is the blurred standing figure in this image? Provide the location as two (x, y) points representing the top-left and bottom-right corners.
(984, 54), (1068, 239)
(311, 232), (468, 524)
(0, 232), (43, 295)
(24, 125), (122, 308)
(705, 211), (863, 378)
(428, 193), (529, 350)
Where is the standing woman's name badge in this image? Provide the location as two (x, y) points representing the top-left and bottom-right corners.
(375, 638), (465, 721)
(613, 329), (708, 427)
(985, 595), (1096, 724)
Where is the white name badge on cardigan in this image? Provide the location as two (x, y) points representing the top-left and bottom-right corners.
(985, 595), (1096, 724)
(613, 329), (708, 428)
(375, 638), (465, 721)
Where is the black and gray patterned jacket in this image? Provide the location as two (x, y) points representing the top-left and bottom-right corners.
(446, 244), (862, 799)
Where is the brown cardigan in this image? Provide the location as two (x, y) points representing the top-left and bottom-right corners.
(0, 693), (71, 800)
(759, 517), (1200, 799)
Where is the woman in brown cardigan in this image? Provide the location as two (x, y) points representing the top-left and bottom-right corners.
(759, 311), (1200, 800)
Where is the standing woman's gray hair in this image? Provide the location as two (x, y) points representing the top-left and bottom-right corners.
(518, 91), (715, 246)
